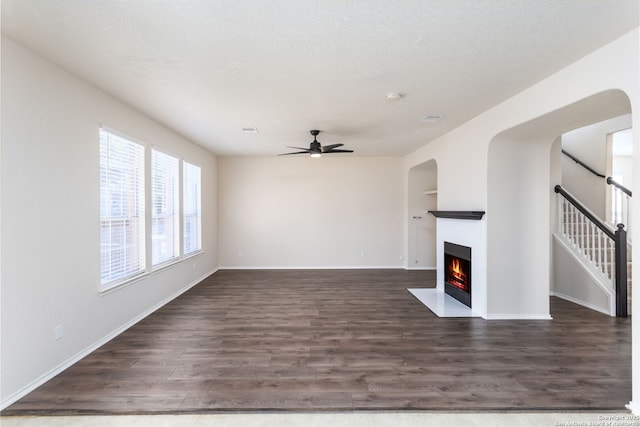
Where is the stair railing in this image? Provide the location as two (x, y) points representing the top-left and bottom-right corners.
(607, 176), (632, 227)
(555, 185), (628, 317)
(562, 149), (633, 231)
(561, 149), (605, 178)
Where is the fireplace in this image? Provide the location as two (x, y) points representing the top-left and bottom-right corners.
(444, 242), (471, 308)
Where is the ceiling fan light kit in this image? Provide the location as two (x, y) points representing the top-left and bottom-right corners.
(279, 130), (354, 158)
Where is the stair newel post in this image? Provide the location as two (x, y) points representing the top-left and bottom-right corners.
(614, 223), (628, 318)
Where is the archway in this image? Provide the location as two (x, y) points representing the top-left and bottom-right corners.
(486, 89), (631, 318)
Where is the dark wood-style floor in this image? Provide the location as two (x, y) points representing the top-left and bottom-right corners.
(3, 269), (632, 414)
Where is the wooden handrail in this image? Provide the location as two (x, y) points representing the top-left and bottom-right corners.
(562, 149), (605, 178)
(606, 176), (632, 197)
(562, 150), (633, 198)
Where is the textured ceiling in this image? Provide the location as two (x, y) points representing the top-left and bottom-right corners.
(2, 0), (638, 157)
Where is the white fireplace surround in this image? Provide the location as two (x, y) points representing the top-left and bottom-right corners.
(410, 217), (487, 318)
(437, 217), (487, 316)
(411, 215), (553, 320)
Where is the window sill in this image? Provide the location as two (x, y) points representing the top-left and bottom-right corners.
(183, 250), (204, 261)
(99, 250), (205, 296)
(151, 258), (182, 273)
(99, 272), (148, 296)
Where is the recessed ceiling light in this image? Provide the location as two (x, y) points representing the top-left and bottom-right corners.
(420, 114), (445, 123)
(242, 127), (259, 133)
(385, 93), (402, 102)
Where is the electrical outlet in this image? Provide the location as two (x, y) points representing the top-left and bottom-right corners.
(238, 250), (243, 257)
(360, 250), (365, 257)
(54, 324), (63, 341)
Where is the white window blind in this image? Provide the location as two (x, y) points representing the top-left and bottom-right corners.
(100, 128), (146, 286)
(183, 162), (202, 255)
(151, 149), (180, 266)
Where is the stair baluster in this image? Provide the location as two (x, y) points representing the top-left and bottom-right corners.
(555, 185), (628, 318)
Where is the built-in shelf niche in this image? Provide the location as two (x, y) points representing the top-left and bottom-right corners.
(423, 190), (437, 214)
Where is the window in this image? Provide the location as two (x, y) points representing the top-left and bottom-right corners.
(100, 128), (146, 286)
(151, 149), (180, 266)
(100, 128), (205, 290)
(183, 161), (202, 255)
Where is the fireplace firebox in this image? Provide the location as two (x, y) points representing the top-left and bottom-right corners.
(444, 242), (471, 308)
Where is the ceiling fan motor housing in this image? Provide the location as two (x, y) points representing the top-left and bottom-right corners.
(310, 141), (321, 154)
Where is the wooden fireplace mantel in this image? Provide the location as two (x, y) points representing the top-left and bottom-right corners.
(428, 210), (485, 220)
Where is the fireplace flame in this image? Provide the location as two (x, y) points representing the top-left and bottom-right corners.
(451, 258), (462, 275)
(449, 257), (467, 285)
(451, 258), (467, 282)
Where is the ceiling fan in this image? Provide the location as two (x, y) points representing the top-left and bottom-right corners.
(279, 130), (354, 158)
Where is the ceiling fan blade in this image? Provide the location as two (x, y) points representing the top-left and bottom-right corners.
(279, 131), (353, 157)
(321, 143), (344, 152)
(278, 151), (311, 156)
(323, 149), (354, 153)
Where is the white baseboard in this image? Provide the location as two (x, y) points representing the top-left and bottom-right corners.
(217, 265), (404, 270)
(553, 291), (611, 316)
(0, 268), (217, 411)
(406, 266), (436, 271)
(485, 314), (553, 320)
(552, 233), (615, 315)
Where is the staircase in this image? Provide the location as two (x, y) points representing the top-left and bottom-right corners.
(555, 183), (630, 318)
(559, 150), (632, 318)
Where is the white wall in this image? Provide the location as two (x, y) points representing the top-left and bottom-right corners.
(612, 127), (634, 193)
(553, 238), (613, 315)
(0, 37), (218, 407)
(218, 156), (403, 268)
(487, 134), (556, 319)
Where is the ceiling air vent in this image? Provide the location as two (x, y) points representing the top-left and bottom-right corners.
(420, 114), (445, 123)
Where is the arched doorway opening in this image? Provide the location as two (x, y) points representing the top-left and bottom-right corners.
(486, 89), (631, 318)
